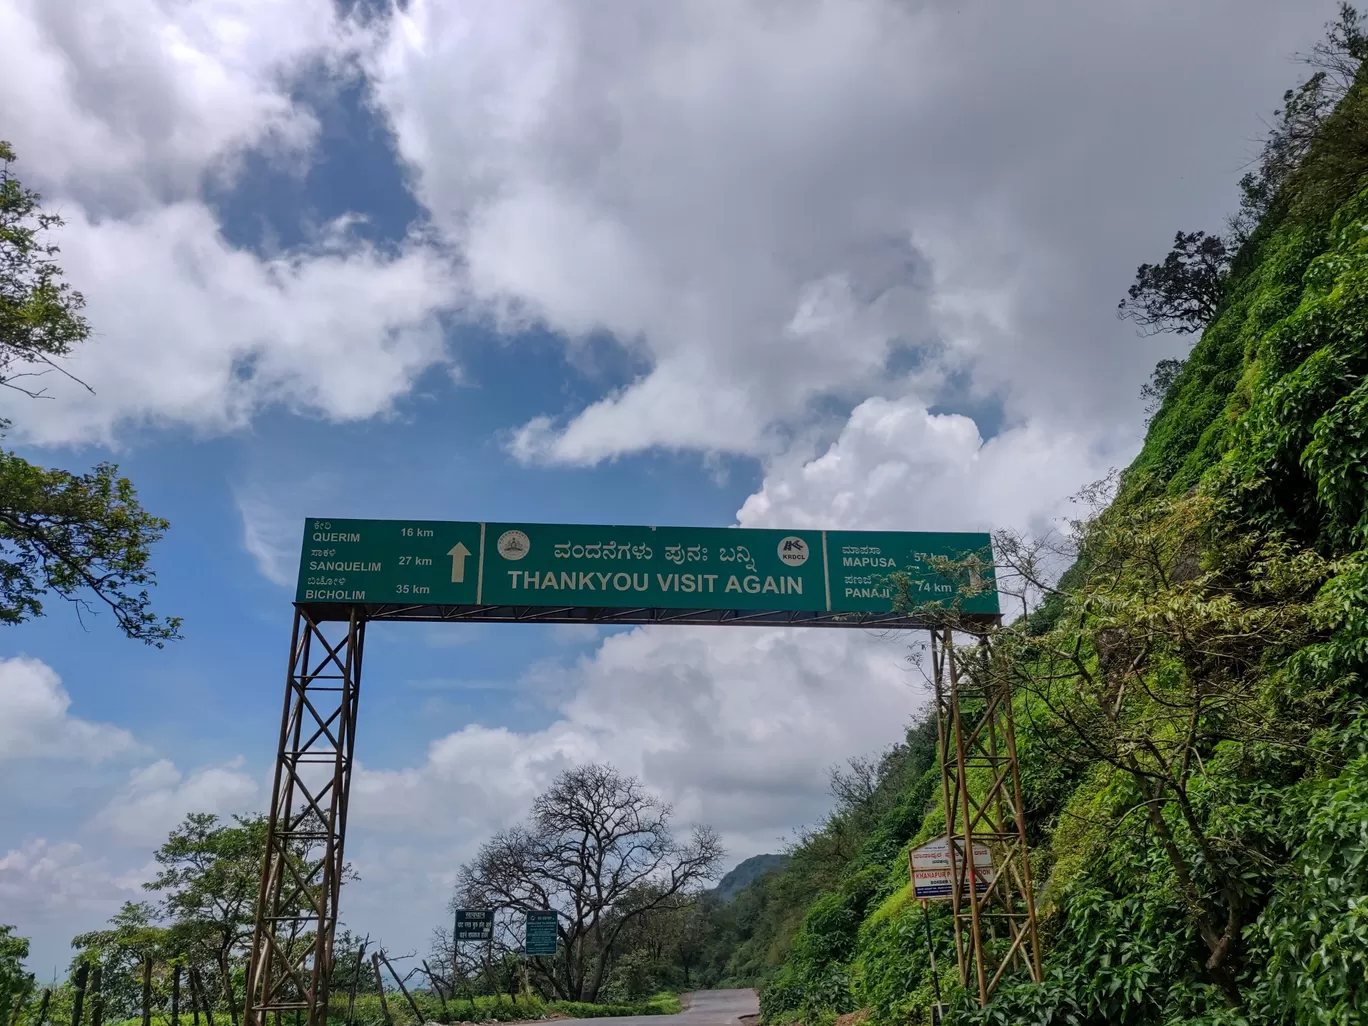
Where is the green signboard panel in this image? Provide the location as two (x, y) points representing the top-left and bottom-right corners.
(296, 519), (997, 616)
(524, 910), (558, 956)
(454, 909), (493, 942)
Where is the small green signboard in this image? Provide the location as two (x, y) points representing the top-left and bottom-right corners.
(524, 910), (558, 956)
(296, 519), (996, 617)
(454, 909), (493, 942)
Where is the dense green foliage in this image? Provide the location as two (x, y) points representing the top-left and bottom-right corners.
(60, 815), (277, 1026)
(733, 17), (1368, 1026)
(328, 989), (681, 1025)
(0, 141), (89, 387)
(1, 804), (688, 1026)
(0, 925), (34, 1026)
(0, 141), (176, 645)
(11, 18), (1368, 1026)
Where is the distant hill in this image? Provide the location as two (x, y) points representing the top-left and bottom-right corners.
(713, 853), (788, 902)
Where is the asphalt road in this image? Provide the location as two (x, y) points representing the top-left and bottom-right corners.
(560, 990), (759, 1026)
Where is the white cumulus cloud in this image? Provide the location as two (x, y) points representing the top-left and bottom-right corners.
(0, 839), (147, 921)
(341, 621), (927, 948)
(738, 396), (1119, 537)
(0, 656), (139, 762)
(363, 0), (1328, 464)
(91, 759), (261, 847)
(0, 0), (459, 446)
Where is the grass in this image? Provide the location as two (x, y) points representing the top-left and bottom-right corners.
(329, 990), (681, 1025)
(549, 993), (681, 1018)
(74, 991), (681, 1026)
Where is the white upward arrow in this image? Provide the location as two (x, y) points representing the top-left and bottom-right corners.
(448, 542), (472, 583)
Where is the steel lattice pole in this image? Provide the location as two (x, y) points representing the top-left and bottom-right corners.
(246, 608), (364, 1026)
(931, 619), (1041, 1004)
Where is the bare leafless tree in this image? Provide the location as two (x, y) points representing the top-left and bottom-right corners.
(454, 764), (723, 1003)
(1298, 3), (1368, 94)
(827, 754), (880, 814)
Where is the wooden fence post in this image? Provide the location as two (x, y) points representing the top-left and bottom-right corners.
(5, 976), (34, 1026)
(370, 956), (392, 1026)
(345, 939), (368, 1026)
(69, 965), (89, 1026)
(420, 963), (448, 1025)
(141, 958), (152, 1026)
(193, 967), (215, 1026)
(90, 966), (104, 1026)
(378, 954), (424, 1026)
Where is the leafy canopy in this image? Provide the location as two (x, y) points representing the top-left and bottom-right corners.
(0, 925), (33, 1026)
(1117, 231), (1231, 336)
(0, 141), (177, 644)
(0, 141), (89, 396)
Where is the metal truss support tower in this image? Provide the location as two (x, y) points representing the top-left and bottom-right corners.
(245, 608), (365, 1026)
(931, 624), (1042, 1004)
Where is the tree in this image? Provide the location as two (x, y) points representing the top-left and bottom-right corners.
(1301, 3), (1368, 91)
(993, 493), (1334, 1007)
(1140, 357), (1185, 420)
(1229, 7), (1367, 245)
(144, 814), (270, 1026)
(0, 925), (33, 1026)
(827, 754), (881, 815)
(455, 764), (723, 1003)
(667, 899), (713, 991)
(1229, 74), (1338, 243)
(601, 885), (692, 999)
(71, 902), (171, 1024)
(1118, 231), (1230, 336)
(0, 142), (89, 395)
(1122, 8), (1368, 341)
(0, 141), (178, 645)
(329, 929), (379, 1006)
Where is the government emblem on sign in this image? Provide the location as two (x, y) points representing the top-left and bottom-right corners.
(777, 536), (809, 567)
(497, 530), (530, 560)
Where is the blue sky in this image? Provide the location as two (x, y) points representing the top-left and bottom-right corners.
(0, 0), (1336, 979)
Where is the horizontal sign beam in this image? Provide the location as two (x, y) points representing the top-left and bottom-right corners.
(297, 601), (999, 629)
(297, 519), (998, 621)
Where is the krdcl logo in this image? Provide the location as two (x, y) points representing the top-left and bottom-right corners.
(497, 530), (530, 560)
(777, 536), (809, 567)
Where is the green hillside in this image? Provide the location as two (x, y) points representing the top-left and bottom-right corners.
(716, 855), (792, 903)
(728, 19), (1368, 1026)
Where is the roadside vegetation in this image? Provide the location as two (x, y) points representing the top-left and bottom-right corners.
(0, 770), (710, 1026)
(708, 7), (1368, 1025)
(0, 141), (177, 645)
(6, 9), (1368, 1026)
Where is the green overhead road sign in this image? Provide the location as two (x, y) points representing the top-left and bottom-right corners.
(524, 910), (558, 956)
(296, 519), (998, 624)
